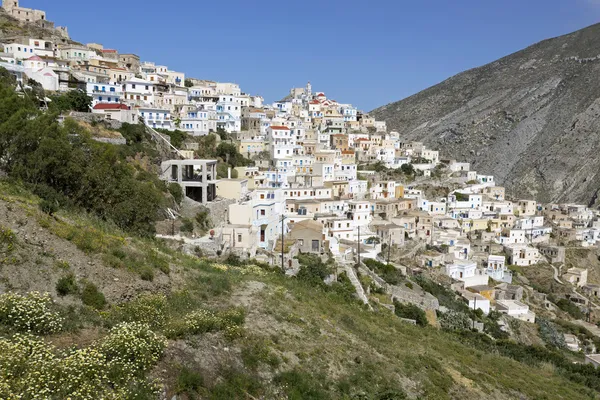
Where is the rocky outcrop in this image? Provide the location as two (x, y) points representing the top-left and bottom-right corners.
(371, 23), (600, 205)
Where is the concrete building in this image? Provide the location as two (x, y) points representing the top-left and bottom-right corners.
(92, 103), (137, 124)
(495, 300), (535, 323)
(288, 219), (324, 254)
(160, 159), (219, 204)
(563, 268), (588, 288)
(460, 290), (490, 315)
(216, 176), (249, 201)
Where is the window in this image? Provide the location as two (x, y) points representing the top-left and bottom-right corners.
(260, 209), (266, 216)
(237, 234), (242, 243)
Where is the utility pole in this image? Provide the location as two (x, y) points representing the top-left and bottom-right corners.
(281, 215), (286, 272)
(387, 232), (392, 264)
(357, 226), (361, 267)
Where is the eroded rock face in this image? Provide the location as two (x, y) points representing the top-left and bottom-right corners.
(372, 23), (600, 205)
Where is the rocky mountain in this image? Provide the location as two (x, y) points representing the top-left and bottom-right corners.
(371, 23), (600, 205)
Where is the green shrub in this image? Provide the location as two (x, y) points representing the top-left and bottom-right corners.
(147, 251), (170, 274)
(56, 274), (78, 297)
(195, 208), (212, 232)
(0, 225), (16, 255)
(297, 254), (331, 286)
(80, 282), (107, 310)
(393, 301), (428, 326)
(180, 218), (194, 233)
(364, 259), (403, 285)
(139, 267), (154, 281)
(39, 198), (59, 215)
(241, 339), (280, 370)
(275, 369), (329, 400)
(168, 182), (184, 204)
(556, 299), (585, 319)
(185, 309), (223, 334)
(109, 294), (167, 330)
(177, 366), (205, 395)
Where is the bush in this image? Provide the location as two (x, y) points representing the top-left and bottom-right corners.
(393, 301), (428, 326)
(185, 309), (223, 334)
(56, 274), (78, 297)
(364, 259), (403, 285)
(177, 366), (204, 395)
(99, 322), (167, 378)
(195, 207), (212, 232)
(80, 282), (107, 310)
(297, 254), (331, 286)
(39, 198), (59, 215)
(139, 267), (154, 282)
(556, 299), (585, 319)
(168, 182), (184, 204)
(439, 310), (471, 331)
(275, 369), (329, 400)
(0, 292), (63, 334)
(109, 294), (167, 330)
(180, 218), (194, 233)
(538, 318), (567, 349)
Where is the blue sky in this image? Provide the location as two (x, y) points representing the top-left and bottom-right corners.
(23, 0), (600, 110)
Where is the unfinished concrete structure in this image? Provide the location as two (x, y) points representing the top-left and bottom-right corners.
(160, 159), (219, 204)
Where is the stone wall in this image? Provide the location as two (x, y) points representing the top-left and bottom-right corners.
(66, 112), (123, 130)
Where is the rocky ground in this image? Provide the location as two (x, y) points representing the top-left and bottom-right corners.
(372, 22), (600, 205)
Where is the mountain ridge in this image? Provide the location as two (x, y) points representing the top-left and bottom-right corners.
(371, 22), (600, 204)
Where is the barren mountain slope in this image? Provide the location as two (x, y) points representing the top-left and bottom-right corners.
(372, 23), (600, 204)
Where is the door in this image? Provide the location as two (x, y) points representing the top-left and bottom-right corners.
(312, 240), (319, 252)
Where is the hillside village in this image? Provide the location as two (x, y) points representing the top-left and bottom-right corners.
(5, 0), (600, 389)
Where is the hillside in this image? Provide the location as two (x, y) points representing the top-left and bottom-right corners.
(0, 181), (598, 399)
(371, 22), (600, 204)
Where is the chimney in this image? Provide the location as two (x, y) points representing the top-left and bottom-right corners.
(228, 167), (231, 179)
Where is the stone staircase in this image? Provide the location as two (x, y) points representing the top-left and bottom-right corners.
(342, 263), (370, 307)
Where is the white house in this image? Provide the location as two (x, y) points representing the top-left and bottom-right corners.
(122, 77), (155, 107)
(86, 82), (122, 106)
(486, 255), (512, 283)
(506, 245), (540, 266)
(446, 261), (488, 288)
(495, 300), (535, 322)
(460, 291), (490, 315)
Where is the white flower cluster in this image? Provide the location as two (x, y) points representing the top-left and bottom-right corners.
(0, 322), (167, 399)
(0, 292), (63, 334)
(100, 322), (167, 378)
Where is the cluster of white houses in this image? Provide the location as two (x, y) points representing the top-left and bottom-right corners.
(7, 1), (600, 327)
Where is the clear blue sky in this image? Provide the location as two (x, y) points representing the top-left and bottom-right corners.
(24, 0), (600, 111)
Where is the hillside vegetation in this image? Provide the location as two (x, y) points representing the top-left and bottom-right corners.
(372, 22), (600, 204)
(0, 69), (600, 398)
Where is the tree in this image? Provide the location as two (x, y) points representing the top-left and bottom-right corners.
(394, 301), (428, 326)
(49, 90), (92, 112)
(400, 163), (415, 176)
(184, 79), (193, 88)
